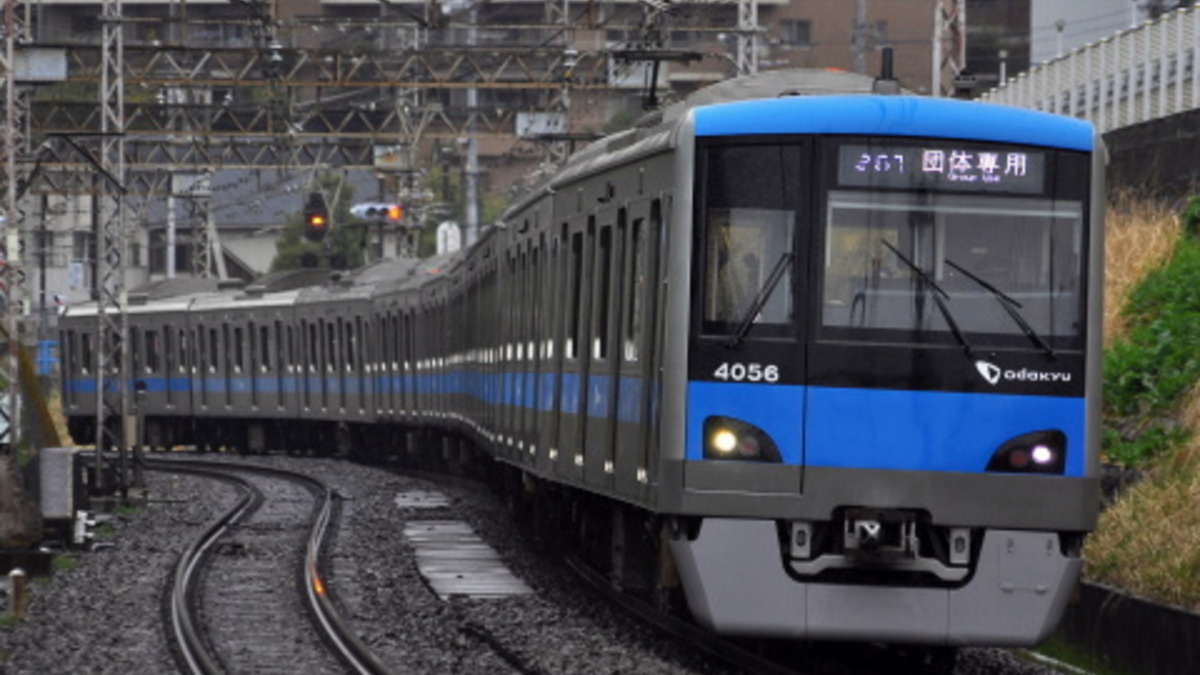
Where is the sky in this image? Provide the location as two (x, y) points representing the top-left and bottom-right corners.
(1030, 0), (1148, 64)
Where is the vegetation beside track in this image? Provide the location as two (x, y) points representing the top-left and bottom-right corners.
(1085, 194), (1200, 611)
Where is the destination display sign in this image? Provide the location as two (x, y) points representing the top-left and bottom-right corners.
(838, 142), (1046, 193)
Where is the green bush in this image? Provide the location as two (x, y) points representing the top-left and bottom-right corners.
(1180, 194), (1200, 238)
(1103, 231), (1200, 464)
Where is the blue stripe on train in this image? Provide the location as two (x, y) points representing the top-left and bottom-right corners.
(686, 381), (1086, 476)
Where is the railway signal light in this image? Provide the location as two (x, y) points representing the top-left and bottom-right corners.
(351, 202), (403, 224)
(303, 192), (330, 243)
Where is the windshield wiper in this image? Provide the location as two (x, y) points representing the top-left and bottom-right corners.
(881, 240), (974, 359)
(944, 258), (1056, 359)
(726, 252), (793, 349)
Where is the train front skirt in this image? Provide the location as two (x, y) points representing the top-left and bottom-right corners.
(669, 518), (1078, 645)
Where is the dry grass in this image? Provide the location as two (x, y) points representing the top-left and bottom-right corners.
(1086, 196), (1200, 609)
(1103, 194), (1181, 346)
(1084, 421), (1200, 611)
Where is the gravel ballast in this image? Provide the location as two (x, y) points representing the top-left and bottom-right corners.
(0, 454), (1078, 675)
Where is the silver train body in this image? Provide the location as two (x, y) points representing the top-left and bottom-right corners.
(60, 69), (1103, 647)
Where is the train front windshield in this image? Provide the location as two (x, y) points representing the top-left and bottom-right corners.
(698, 138), (1089, 353)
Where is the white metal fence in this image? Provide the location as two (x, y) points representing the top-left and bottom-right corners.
(979, 4), (1200, 134)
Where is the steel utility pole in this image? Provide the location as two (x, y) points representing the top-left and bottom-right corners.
(94, 0), (130, 495)
(933, 0), (966, 97)
(1, 0), (31, 458)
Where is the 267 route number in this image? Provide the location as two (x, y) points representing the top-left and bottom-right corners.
(713, 362), (780, 383)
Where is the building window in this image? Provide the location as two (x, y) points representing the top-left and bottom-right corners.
(72, 232), (96, 262)
(779, 20), (811, 47)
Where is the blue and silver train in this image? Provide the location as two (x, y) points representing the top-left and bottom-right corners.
(60, 68), (1102, 656)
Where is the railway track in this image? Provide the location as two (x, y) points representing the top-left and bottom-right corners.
(148, 457), (388, 675)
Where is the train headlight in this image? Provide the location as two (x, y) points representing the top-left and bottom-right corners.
(985, 430), (1066, 475)
(703, 416), (781, 462)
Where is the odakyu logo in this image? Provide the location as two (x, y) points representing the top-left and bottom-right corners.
(974, 360), (1002, 385)
(974, 360), (1072, 386)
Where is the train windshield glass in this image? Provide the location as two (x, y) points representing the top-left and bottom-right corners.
(820, 190), (1084, 349)
(700, 144), (799, 336)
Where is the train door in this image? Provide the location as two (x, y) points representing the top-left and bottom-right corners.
(638, 200), (668, 493)
(197, 326), (208, 409)
(557, 215), (592, 480)
(584, 210), (621, 491)
(222, 323), (233, 409)
(301, 319), (312, 411)
(536, 231), (562, 476)
(177, 327), (189, 413)
(249, 321), (259, 409)
(337, 318), (348, 412)
(400, 311), (411, 416)
(61, 329), (75, 408)
(324, 317), (335, 412)
(274, 321), (285, 411)
(162, 326), (174, 408)
(613, 204), (655, 497)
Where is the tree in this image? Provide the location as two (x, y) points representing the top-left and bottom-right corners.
(269, 174), (366, 273)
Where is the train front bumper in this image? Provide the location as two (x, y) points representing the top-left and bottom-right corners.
(668, 518), (1080, 646)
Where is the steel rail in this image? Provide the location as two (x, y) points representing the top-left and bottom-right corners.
(148, 456), (392, 675)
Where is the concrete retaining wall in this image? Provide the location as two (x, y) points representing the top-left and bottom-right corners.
(1055, 581), (1200, 675)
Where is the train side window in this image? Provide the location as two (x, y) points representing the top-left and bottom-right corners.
(308, 322), (319, 371)
(531, 244), (541, 358)
(566, 230), (584, 359)
(248, 323), (257, 373)
(130, 327), (141, 376)
(81, 332), (93, 373)
(594, 224), (613, 360)
(346, 320), (356, 371)
(262, 324), (272, 373)
(146, 329), (161, 372)
(210, 327), (219, 373)
(178, 329), (188, 372)
(625, 217), (645, 361)
(233, 326), (244, 373)
(197, 328), (206, 372)
(285, 325), (294, 371)
(326, 320), (336, 372)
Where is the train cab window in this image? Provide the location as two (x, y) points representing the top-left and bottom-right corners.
(698, 144), (799, 336)
(703, 209), (795, 328)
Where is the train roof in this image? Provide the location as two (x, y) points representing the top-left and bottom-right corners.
(509, 68), (1093, 215)
(522, 69), (896, 207)
(691, 94), (1094, 151)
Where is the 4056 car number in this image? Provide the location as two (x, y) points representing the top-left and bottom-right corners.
(712, 362), (781, 383)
